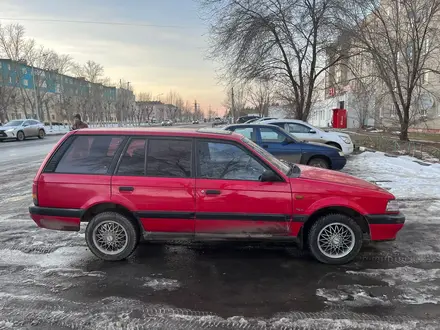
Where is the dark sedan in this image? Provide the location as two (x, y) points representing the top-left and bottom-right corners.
(223, 124), (347, 170)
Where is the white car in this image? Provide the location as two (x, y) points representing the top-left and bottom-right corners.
(0, 119), (46, 142)
(263, 119), (354, 155)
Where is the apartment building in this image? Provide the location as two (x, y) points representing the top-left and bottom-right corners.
(0, 58), (134, 124)
(310, 1), (440, 131)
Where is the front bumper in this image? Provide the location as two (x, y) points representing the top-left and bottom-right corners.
(341, 143), (354, 155)
(366, 212), (405, 241)
(0, 130), (17, 140)
(330, 156), (347, 170)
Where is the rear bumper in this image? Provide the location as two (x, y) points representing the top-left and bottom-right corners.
(29, 206), (82, 231)
(366, 213), (405, 241)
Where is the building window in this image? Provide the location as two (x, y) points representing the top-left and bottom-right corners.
(23, 79), (28, 86)
(8, 77), (12, 84)
(22, 68), (27, 74)
(421, 72), (429, 85)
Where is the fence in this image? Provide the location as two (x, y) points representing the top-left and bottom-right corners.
(348, 133), (440, 162)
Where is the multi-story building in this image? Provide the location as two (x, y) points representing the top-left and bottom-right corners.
(0, 58), (133, 124)
(310, 3), (440, 131)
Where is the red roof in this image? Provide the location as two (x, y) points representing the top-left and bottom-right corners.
(72, 127), (241, 141)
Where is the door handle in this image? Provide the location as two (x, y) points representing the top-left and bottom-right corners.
(119, 186), (134, 192)
(206, 189), (221, 195)
(262, 145), (268, 148)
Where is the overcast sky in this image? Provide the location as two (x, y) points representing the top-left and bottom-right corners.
(1, 0), (226, 114)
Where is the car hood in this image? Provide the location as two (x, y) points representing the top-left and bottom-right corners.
(300, 141), (339, 151)
(0, 125), (19, 131)
(297, 165), (387, 192)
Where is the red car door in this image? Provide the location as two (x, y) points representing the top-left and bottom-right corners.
(111, 137), (195, 235)
(194, 139), (293, 237)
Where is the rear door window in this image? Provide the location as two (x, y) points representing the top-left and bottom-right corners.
(116, 138), (147, 176)
(146, 138), (192, 178)
(55, 135), (124, 174)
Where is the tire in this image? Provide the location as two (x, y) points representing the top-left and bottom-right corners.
(85, 211), (140, 261)
(16, 130), (25, 141)
(38, 129), (45, 139)
(327, 142), (342, 150)
(308, 214), (363, 265)
(307, 157), (330, 169)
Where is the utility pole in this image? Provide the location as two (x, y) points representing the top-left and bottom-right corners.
(231, 87), (235, 123)
(194, 100), (198, 120)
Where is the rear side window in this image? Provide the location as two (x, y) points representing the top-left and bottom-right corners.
(146, 139), (192, 178)
(55, 135), (123, 174)
(116, 139), (146, 176)
(231, 127), (256, 142)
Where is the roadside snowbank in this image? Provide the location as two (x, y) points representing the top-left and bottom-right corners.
(345, 151), (440, 200)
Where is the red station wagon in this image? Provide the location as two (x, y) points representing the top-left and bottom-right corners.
(29, 128), (405, 264)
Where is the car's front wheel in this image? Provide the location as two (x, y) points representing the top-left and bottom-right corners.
(38, 129), (45, 139)
(307, 157), (329, 169)
(85, 211), (139, 261)
(16, 131), (25, 141)
(308, 214), (363, 264)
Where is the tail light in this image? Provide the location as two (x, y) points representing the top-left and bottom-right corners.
(32, 182), (38, 206)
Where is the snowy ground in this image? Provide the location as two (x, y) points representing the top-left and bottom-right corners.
(0, 138), (440, 329)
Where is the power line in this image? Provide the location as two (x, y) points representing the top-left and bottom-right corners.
(0, 17), (197, 29)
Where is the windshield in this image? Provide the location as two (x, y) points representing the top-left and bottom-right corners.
(241, 137), (291, 175)
(4, 120), (24, 127)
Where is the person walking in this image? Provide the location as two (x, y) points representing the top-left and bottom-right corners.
(71, 114), (88, 130)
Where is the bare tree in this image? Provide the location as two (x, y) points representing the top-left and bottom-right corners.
(339, 0), (440, 140)
(136, 92), (155, 125)
(223, 84), (247, 119)
(201, 0), (345, 121)
(247, 79), (273, 116)
(73, 60), (104, 83)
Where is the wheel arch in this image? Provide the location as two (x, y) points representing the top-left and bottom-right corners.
(325, 141), (342, 150)
(298, 206), (370, 249)
(305, 154), (332, 168)
(81, 202), (142, 234)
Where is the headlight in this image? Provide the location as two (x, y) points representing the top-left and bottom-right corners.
(338, 135), (351, 144)
(5, 129), (14, 132)
(386, 200), (399, 213)
(338, 151), (345, 157)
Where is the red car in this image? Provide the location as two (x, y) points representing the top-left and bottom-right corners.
(29, 128), (405, 264)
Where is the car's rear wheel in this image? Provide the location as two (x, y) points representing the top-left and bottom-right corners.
(38, 129), (45, 139)
(308, 214), (363, 264)
(307, 157), (330, 169)
(16, 131), (25, 141)
(85, 211), (139, 261)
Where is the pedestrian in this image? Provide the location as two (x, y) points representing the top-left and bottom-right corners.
(71, 114), (88, 130)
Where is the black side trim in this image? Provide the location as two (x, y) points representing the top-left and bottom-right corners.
(136, 211), (195, 219)
(196, 213), (289, 222)
(29, 206), (83, 218)
(365, 213), (405, 225)
(293, 215), (308, 223)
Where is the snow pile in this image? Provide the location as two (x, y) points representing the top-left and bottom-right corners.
(346, 267), (440, 305)
(345, 151), (440, 200)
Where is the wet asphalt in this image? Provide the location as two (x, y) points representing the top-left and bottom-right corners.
(0, 129), (440, 330)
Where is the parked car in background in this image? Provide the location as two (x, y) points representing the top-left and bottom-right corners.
(0, 119), (46, 142)
(237, 115), (260, 123)
(161, 120), (173, 126)
(252, 117), (279, 124)
(263, 119), (354, 155)
(29, 127), (405, 265)
(212, 117), (227, 127)
(192, 120), (200, 124)
(224, 124), (346, 170)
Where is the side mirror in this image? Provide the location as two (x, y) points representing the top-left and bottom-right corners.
(260, 170), (280, 182)
(309, 129), (316, 134)
(282, 137), (294, 145)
